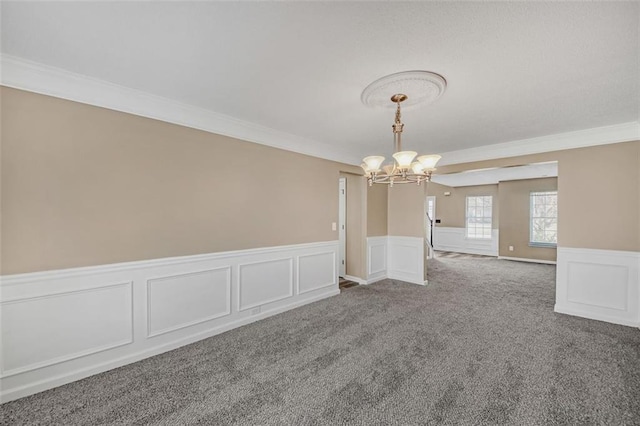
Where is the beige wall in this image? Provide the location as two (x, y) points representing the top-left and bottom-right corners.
(341, 173), (367, 279)
(1, 88), (363, 274)
(366, 184), (387, 237)
(557, 143), (639, 252)
(498, 178), (558, 261)
(427, 183), (499, 229)
(3, 88), (638, 276)
(435, 141), (640, 252)
(387, 184), (426, 238)
(387, 183), (427, 281)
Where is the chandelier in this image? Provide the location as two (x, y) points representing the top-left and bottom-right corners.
(360, 71), (446, 186)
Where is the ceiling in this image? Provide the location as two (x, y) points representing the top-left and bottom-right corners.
(431, 162), (558, 188)
(1, 2), (639, 165)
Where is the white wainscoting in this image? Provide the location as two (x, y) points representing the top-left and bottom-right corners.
(555, 247), (639, 328)
(366, 236), (388, 284)
(0, 241), (339, 403)
(365, 236), (425, 286)
(433, 227), (499, 257)
(388, 236), (426, 286)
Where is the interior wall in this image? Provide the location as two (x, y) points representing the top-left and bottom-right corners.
(426, 183), (499, 229)
(435, 141), (640, 252)
(341, 172), (367, 279)
(366, 184), (387, 237)
(498, 177), (558, 261)
(386, 183), (427, 283)
(387, 184), (426, 238)
(557, 142), (639, 252)
(1, 87), (363, 275)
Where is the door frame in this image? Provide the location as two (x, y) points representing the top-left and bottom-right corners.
(338, 177), (347, 277)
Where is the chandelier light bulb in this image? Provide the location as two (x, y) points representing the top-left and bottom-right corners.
(417, 154), (442, 170)
(392, 151), (417, 169)
(411, 161), (425, 174)
(362, 156), (385, 173)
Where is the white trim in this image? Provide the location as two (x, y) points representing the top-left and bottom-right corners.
(338, 178), (347, 277)
(2, 55), (638, 168)
(498, 256), (557, 265)
(145, 267), (232, 338)
(387, 236), (425, 286)
(555, 247), (639, 328)
(0, 287), (338, 404)
(0, 240), (339, 403)
(366, 236), (388, 284)
(237, 258), (294, 312)
(343, 274), (368, 285)
(554, 304), (639, 329)
(0, 282), (134, 378)
(365, 236), (428, 286)
(296, 251), (337, 295)
(0, 54), (362, 165)
(433, 227), (499, 257)
(365, 275), (388, 285)
(1, 240), (338, 286)
(438, 121), (640, 166)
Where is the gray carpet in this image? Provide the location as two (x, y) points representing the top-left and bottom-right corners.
(3, 257), (640, 425)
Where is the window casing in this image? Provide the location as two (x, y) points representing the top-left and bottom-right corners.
(530, 191), (558, 246)
(466, 196), (492, 239)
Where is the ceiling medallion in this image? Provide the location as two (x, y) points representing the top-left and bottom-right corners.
(361, 70), (447, 109)
(360, 71), (447, 186)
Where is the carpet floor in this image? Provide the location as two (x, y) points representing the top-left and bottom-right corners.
(3, 257), (640, 425)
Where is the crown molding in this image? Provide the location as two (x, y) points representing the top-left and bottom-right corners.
(437, 121), (640, 166)
(2, 55), (638, 168)
(0, 54), (362, 165)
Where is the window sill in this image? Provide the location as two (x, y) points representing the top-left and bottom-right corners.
(528, 242), (557, 248)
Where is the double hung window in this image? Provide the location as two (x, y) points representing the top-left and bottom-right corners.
(466, 196), (492, 239)
(530, 191), (558, 246)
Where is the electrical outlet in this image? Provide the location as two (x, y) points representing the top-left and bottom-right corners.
(332, 222), (337, 231)
(509, 245), (514, 251)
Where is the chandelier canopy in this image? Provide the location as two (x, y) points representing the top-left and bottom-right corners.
(360, 71), (446, 186)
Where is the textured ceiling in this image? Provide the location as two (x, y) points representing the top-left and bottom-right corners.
(2, 2), (638, 163)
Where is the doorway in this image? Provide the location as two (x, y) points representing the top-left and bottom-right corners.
(338, 177), (346, 277)
(425, 195), (436, 259)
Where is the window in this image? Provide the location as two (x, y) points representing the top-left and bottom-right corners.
(530, 191), (558, 246)
(466, 195), (492, 239)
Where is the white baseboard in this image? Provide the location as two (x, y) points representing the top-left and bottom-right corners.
(433, 227), (499, 257)
(0, 240), (339, 403)
(498, 256), (556, 265)
(343, 274), (367, 285)
(555, 247), (639, 328)
(554, 304), (639, 328)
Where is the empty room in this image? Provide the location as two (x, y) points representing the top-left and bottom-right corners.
(1, 2), (639, 424)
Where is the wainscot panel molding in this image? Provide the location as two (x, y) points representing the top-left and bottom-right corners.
(366, 236), (388, 284)
(364, 236), (426, 286)
(555, 247), (639, 328)
(0, 241), (339, 403)
(146, 267), (231, 338)
(433, 227), (499, 257)
(297, 252), (337, 295)
(387, 236), (426, 286)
